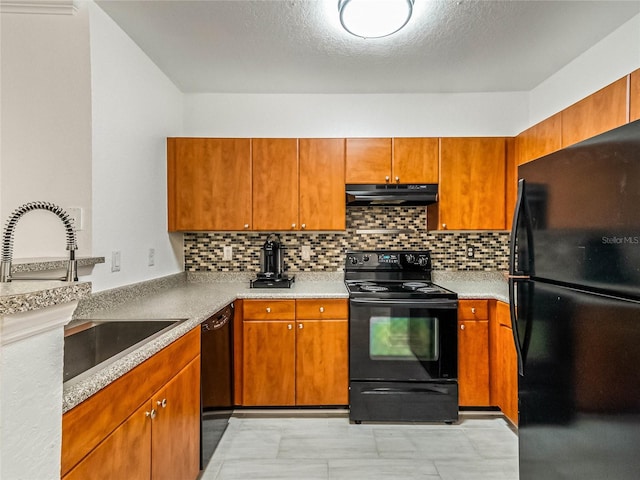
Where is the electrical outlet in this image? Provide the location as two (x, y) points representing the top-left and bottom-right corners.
(466, 246), (475, 258)
(148, 248), (155, 266)
(67, 207), (83, 231)
(111, 251), (121, 272)
(301, 245), (311, 261)
(223, 246), (233, 261)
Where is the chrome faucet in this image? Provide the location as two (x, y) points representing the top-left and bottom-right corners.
(0, 201), (78, 282)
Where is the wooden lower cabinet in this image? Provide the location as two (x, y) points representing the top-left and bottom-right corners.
(491, 301), (518, 424)
(62, 329), (201, 480)
(457, 300), (490, 406)
(241, 299), (349, 406)
(242, 320), (296, 405)
(63, 402), (152, 480)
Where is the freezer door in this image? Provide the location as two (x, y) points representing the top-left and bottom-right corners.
(518, 281), (640, 479)
(518, 120), (640, 298)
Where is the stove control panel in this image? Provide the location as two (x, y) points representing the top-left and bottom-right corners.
(345, 251), (432, 270)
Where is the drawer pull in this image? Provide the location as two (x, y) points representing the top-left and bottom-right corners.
(471, 307), (476, 314)
(298, 323), (303, 329)
(319, 306), (324, 313)
(288, 324), (293, 330)
(266, 307), (271, 313)
(460, 324), (465, 331)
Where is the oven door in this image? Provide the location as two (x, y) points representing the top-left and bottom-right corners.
(349, 297), (458, 382)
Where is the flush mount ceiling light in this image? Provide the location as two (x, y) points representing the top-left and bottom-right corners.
(338, 0), (415, 39)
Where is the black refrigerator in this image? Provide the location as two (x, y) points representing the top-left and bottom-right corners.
(510, 119), (640, 479)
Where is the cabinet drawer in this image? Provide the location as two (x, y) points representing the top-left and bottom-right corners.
(458, 300), (489, 320)
(295, 299), (348, 320)
(243, 300), (295, 320)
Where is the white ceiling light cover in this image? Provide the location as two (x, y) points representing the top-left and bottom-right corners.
(338, 0), (415, 39)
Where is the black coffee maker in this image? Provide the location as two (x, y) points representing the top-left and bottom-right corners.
(251, 234), (295, 288)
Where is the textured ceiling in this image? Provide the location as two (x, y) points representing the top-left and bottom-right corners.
(95, 0), (640, 94)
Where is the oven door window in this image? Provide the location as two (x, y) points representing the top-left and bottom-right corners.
(350, 300), (457, 382)
(369, 316), (439, 361)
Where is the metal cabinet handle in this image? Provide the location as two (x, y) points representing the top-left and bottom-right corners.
(385, 175), (390, 182)
(301, 223), (306, 229)
(442, 223), (447, 229)
(395, 176), (400, 182)
(319, 306), (324, 313)
(244, 224), (249, 229)
(156, 398), (167, 408)
(291, 223), (296, 229)
(471, 307), (476, 314)
(266, 307), (271, 313)
(146, 409), (157, 420)
(288, 324), (293, 330)
(298, 323), (303, 329)
(460, 324), (465, 331)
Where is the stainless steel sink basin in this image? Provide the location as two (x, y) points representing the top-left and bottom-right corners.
(63, 319), (184, 384)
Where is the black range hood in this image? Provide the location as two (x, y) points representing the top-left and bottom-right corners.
(346, 184), (438, 206)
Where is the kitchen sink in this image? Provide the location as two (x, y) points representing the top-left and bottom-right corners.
(63, 319), (184, 384)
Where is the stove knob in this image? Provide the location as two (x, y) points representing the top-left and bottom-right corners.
(418, 256), (429, 267)
(405, 254), (416, 264)
(363, 255), (370, 262)
(350, 257), (358, 265)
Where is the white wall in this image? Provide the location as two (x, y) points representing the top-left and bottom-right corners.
(88, 2), (184, 292)
(183, 12), (640, 139)
(528, 12), (640, 126)
(0, 3), (92, 258)
(183, 91), (528, 138)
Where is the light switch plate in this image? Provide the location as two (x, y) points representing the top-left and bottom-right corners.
(111, 251), (121, 272)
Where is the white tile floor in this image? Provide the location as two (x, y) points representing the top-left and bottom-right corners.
(200, 412), (518, 480)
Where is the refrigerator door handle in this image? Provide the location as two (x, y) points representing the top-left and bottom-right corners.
(509, 278), (525, 376)
(508, 178), (534, 277)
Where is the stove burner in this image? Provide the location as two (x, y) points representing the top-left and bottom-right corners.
(403, 282), (429, 289)
(417, 287), (441, 294)
(360, 285), (389, 292)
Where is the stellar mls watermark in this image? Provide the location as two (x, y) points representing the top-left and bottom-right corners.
(602, 236), (640, 245)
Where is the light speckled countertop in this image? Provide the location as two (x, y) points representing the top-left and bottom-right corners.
(63, 272), (348, 412)
(63, 270), (508, 412)
(0, 281), (92, 316)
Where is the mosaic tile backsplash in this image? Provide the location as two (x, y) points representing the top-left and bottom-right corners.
(184, 207), (510, 272)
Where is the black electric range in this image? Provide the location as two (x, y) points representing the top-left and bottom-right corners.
(345, 250), (459, 424)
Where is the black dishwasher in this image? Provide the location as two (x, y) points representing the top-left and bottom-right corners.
(200, 303), (234, 470)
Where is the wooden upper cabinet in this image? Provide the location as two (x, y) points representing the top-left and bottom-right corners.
(345, 138), (392, 183)
(252, 138), (299, 231)
(299, 138), (345, 230)
(515, 113), (562, 165)
(345, 137), (438, 184)
(561, 76), (628, 147)
(437, 137), (507, 230)
(167, 138), (252, 231)
(631, 69), (640, 122)
(392, 137), (439, 183)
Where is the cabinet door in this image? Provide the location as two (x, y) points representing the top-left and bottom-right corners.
(561, 76), (628, 147)
(495, 301), (518, 424)
(296, 319), (349, 406)
(252, 138), (299, 230)
(299, 138), (345, 230)
(631, 69), (640, 123)
(458, 300), (490, 407)
(439, 137), (506, 230)
(167, 138), (252, 231)
(345, 138), (392, 184)
(515, 113), (562, 166)
(392, 137), (438, 183)
(151, 357), (200, 480)
(63, 403), (152, 480)
(242, 320), (296, 405)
